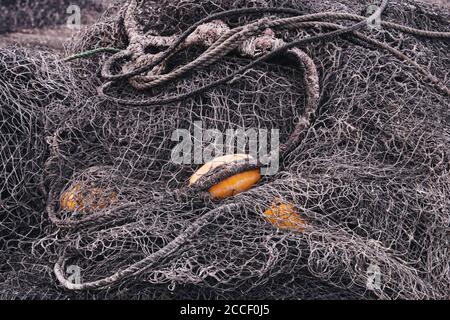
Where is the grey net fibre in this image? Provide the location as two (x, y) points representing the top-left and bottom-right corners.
(0, 0), (449, 300)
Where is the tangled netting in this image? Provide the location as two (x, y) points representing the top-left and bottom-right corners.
(1, 0), (449, 300)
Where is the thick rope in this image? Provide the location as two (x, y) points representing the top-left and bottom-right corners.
(101, 1), (389, 85)
(65, 3), (449, 98)
(279, 48), (320, 156)
(97, 22), (367, 105)
(98, 24), (449, 107)
(98, 2), (449, 81)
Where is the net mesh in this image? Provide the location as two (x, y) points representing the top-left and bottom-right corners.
(1, 0), (449, 300)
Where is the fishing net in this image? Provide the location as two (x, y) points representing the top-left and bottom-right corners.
(1, 0), (449, 300)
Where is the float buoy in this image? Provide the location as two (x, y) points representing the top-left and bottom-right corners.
(60, 182), (117, 214)
(263, 200), (306, 232)
(189, 154), (260, 199)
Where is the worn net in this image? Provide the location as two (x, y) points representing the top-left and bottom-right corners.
(1, 0), (449, 299)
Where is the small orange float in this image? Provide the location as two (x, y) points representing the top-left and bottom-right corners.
(208, 168), (260, 200)
(189, 154), (261, 200)
(263, 200), (306, 232)
(60, 182), (117, 214)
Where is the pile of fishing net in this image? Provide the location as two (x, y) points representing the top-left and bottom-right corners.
(1, 0), (449, 299)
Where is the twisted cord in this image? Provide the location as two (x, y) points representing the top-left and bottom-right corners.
(98, 1), (448, 81)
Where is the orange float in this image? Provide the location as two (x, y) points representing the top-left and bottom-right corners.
(189, 154), (260, 199)
(60, 183), (117, 214)
(208, 168), (260, 200)
(263, 200), (306, 232)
